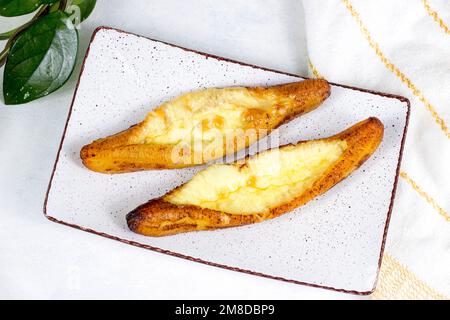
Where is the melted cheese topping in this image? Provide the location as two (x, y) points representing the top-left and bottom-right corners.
(164, 140), (347, 214)
(140, 88), (275, 146)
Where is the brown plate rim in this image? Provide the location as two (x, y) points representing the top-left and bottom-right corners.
(43, 26), (411, 296)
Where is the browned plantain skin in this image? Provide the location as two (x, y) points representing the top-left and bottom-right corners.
(80, 79), (331, 173)
(127, 117), (384, 237)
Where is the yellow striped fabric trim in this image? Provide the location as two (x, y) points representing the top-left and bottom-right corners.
(341, 0), (450, 139)
(308, 59), (323, 79)
(306, 60), (449, 223)
(372, 254), (448, 300)
(421, 0), (450, 35)
(400, 171), (450, 221)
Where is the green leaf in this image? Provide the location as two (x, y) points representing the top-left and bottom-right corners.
(0, 0), (54, 17)
(3, 11), (78, 105)
(67, 0), (96, 22)
(0, 0), (40, 16)
(48, 1), (60, 12)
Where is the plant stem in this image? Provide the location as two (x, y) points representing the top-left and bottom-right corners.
(59, 0), (68, 11)
(0, 5), (50, 67)
(0, 47), (9, 67)
(0, 42), (12, 68)
(0, 29), (16, 41)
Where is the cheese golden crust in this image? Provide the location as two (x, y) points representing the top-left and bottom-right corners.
(127, 117), (384, 237)
(80, 79), (330, 173)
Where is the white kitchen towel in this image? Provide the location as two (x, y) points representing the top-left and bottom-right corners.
(301, 0), (449, 299)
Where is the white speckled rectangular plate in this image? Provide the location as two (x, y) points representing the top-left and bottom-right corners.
(44, 27), (409, 295)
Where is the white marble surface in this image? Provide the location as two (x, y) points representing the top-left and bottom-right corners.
(0, 0), (366, 299)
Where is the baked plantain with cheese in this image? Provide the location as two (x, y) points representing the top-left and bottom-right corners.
(80, 79), (330, 173)
(127, 117), (384, 237)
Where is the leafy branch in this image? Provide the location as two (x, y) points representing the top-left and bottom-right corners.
(0, 4), (51, 67)
(0, 0), (96, 105)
